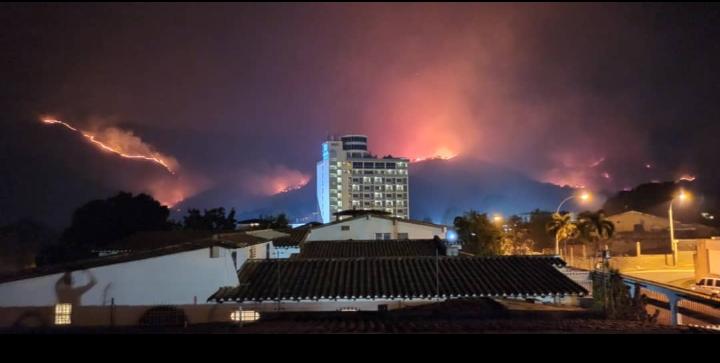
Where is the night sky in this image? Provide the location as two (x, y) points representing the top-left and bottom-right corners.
(1, 3), (719, 227)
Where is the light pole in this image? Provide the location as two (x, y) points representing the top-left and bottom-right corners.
(668, 190), (690, 266)
(554, 192), (590, 256)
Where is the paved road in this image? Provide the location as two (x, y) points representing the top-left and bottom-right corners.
(621, 269), (695, 288)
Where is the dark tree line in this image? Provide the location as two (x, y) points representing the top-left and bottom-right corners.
(34, 191), (291, 266)
(182, 207), (237, 231)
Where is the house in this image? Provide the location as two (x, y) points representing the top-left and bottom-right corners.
(607, 210), (714, 235)
(695, 237), (720, 280)
(305, 214), (448, 242)
(271, 228), (311, 258)
(297, 237), (456, 258)
(208, 255), (587, 312)
(0, 231), (271, 328)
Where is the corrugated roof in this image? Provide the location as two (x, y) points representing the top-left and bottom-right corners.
(273, 228), (310, 248)
(208, 255), (583, 302)
(298, 239), (446, 258)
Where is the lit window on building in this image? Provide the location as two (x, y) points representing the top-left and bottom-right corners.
(55, 304), (72, 325)
(340, 307), (359, 312)
(230, 310), (261, 322)
(241, 310), (260, 322)
(249, 246), (257, 259)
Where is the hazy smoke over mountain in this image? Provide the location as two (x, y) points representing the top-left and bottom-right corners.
(2, 3), (719, 226)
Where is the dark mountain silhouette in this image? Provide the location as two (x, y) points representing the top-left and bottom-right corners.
(177, 156), (585, 225)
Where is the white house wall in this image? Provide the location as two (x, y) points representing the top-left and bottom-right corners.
(306, 217), (446, 241)
(0, 243), (270, 307)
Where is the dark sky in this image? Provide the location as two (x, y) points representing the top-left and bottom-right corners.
(1, 3), (719, 225)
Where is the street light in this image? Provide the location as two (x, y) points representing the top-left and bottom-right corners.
(668, 189), (691, 266)
(554, 191), (592, 255)
(492, 214), (503, 224)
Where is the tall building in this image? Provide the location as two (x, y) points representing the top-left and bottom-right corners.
(317, 135), (410, 223)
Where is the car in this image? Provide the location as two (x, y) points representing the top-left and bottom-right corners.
(690, 277), (720, 297)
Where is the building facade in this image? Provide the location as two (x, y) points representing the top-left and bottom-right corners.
(305, 214), (447, 242)
(317, 135), (410, 223)
(0, 234), (274, 328)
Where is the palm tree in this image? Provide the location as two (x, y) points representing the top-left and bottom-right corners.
(546, 212), (579, 255)
(577, 210), (615, 252)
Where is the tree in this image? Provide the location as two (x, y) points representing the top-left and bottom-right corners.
(577, 210), (615, 248)
(500, 215), (535, 255)
(526, 209), (555, 251)
(183, 207), (237, 231)
(546, 212), (579, 253)
(271, 213), (289, 229)
(61, 192), (170, 248)
(37, 192), (171, 265)
(453, 211), (502, 256)
(590, 268), (658, 322)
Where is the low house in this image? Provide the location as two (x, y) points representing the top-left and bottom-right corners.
(298, 238), (456, 258)
(208, 255), (587, 312)
(305, 214), (448, 242)
(271, 228), (311, 259)
(0, 231), (271, 328)
(695, 237), (720, 280)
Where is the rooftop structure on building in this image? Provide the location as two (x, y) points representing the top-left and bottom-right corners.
(317, 134), (410, 223)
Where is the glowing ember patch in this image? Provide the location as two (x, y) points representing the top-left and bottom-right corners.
(273, 176), (310, 195)
(589, 157), (605, 168)
(41, 118), (177, 174)
(411, 149), (458, 163)
(677, 175), (696, 182)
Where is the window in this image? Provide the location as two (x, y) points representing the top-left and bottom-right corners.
(339, 307), (359, 312)
(698, 279), (706, 286)
(249, 246), (257, 259)
(376, 233), (383, 240)
(341, 225), (350, 231)
(210, 246), (220, 258)
(55, 304), (72, 325)
(398, 233), (409, 240)
(716, 280), (720, 287)
(231, 310), (260, 322)
(383, 233), (391, 240)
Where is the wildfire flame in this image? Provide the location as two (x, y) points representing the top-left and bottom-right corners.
(41, 118), (177, 174)
(677, 174), (696, 182)
(411, 148), (458, 163)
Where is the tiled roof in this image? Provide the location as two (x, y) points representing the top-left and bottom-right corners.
(273, 228), (310, 248)
(208, 255), (583, 302)
(214, 232), (270, 246)
(298, 239), (446, 258)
